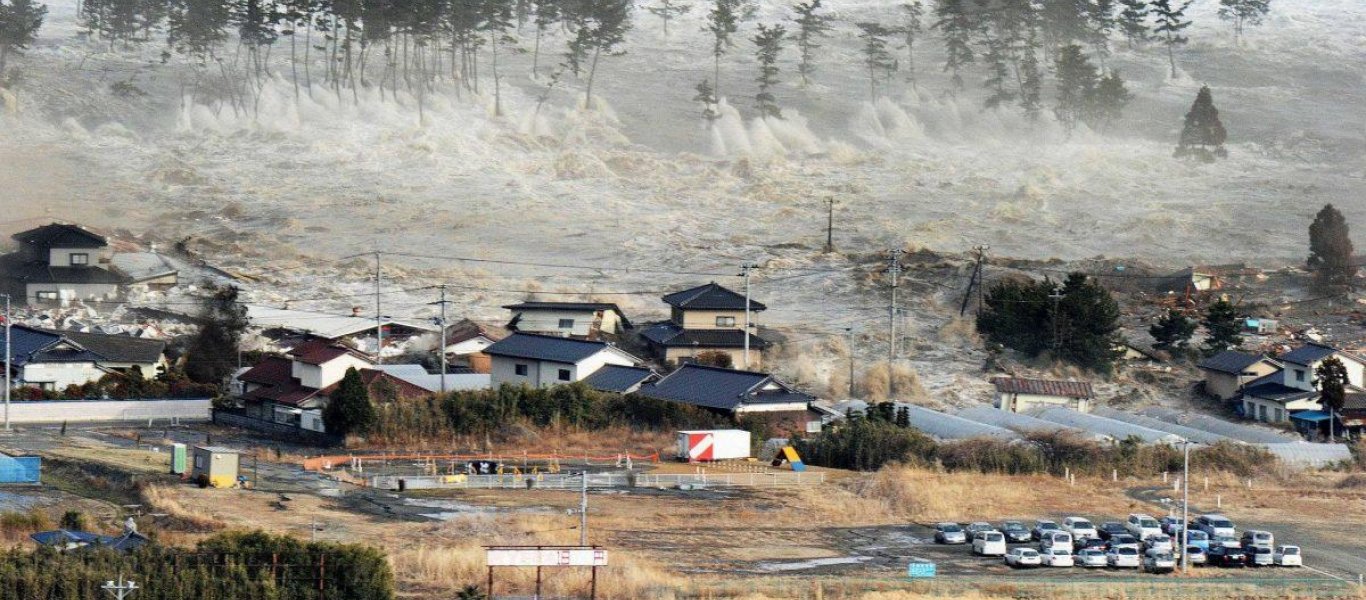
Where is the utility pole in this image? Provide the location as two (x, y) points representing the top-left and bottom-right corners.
(101, 576), (139, 600)
(740, 263), (755, 369)
(1181, 439), (1191, 573)
(429, 285), (451, 396)
(3, 293), (10, 432)
(823, 197), (836, 253)
(579, 471), (589, 546)
(374, 251), (384, 364)
(846, 327), (855, 399)
(887, 250), (903, 361)
(960, 246), (988, 317)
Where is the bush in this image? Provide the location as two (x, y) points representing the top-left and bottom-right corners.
(793, 417), (936, 471)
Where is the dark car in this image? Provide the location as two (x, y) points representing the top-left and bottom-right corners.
(1208, 545), (1247, 568)
(1106, 534), (1141, 551)
(1000, 521), (1033, 543)
(1076, 537), (1108, 551)
(1098, 522), (1127, 541)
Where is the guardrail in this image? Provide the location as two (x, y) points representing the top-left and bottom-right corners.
(367, 471), (824, 491)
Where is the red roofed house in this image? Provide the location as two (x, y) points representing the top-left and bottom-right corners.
(992, 376), (1095, 414)
(234, 339), (429, 433)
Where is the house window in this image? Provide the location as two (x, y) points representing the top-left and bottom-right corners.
(1295, 370), (1305, 382)
(69, 253), (89, 266)
(514, 364), (529, 376)
(35, 291), (58, 302)
(1258, 404), (1267, 421)
(1274, 408), (1284, 422)
(559, 318), (575, 329)
(558, 369), (571, 381)
(194, 455), (205, 469)
(37, 382), (55, 391)
(716, 316), (737, 327)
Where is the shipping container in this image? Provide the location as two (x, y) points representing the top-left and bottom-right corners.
(676, 430), (751, 462)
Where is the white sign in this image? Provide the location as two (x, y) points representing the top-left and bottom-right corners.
(486, 548), (608, 567)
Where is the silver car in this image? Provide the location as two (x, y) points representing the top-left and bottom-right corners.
(1247, 545), (1275, 567)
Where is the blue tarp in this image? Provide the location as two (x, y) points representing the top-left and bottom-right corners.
(0, 456), (40, 484)
(1290, 410), (1334, 423)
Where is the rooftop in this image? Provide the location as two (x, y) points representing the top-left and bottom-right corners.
(1197, 350), (1271, 375)
(484, 332), (633, 365)
(13, 223), (108, 249)
(287, 339), (371, 366)
(990, 377), (1094, 399)
(662, 282), (766, 312)
(637, 363), (812, 411)
(57, 329), (166, 364)
(639, 322), (771, 349)
(581, 365), (656, 393)
(1279, 343), (1340, 366)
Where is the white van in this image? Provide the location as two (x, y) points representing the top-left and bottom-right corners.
(973, 531), (1007, 556)
(1240, 530), (1274, 549)
(1126, 514), (1163, 540)
(1196, 514), (1236, 539)
(1041, 531), (1073, 552)
(1062, 517), (1098, 540)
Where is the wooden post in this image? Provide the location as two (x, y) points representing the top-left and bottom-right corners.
(535, 566), (542, 600)
(590, 565), (598, 600)
(487, 566), (494, 599)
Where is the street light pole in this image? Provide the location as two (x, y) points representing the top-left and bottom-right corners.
(102, 575), (139, 599)
(1181, 439), (1191, 573)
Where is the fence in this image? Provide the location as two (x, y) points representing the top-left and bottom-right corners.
(368, 471), (824, 491)
(212, 410), (342, 447)
(0, 456), (41, 484)
(302, 451), (660, 472)
(3, 398), (211, 425)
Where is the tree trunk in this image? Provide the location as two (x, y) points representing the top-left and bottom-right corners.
(584, 46), (601, 110)
(290, 28), (300, 105)
(532, 27), (541, 77)
(1166, 34), (1177, 78)
(713, 51), (721, 103)
(492, 35), (502, 116)
(303, 18), (314, 98)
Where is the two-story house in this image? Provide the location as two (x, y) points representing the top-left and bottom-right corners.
(1240, 342), (1366, 423)
(503, 302), (631, 340)
(0, 223), (130, 305)
(484, 332), (642, 389)
(639, 282), (771, 369)
(1196, 350), (1282, 401)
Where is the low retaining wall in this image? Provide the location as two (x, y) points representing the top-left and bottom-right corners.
(212, 410), (342, 447)
(4, 398), (211, 424)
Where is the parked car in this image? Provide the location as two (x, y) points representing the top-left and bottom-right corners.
(1062, 517), (1098, 540)
(1076, 537), (1108, 551)
(1000, 521), (1033, 543)
(1185, 545), (1208, 565)
(1241, 530), (1274, 550)
(973, 531), (1008, 556)
(1077, 548), (1108, 568)
(1196, 514), (1236, 539)
(1246, 545), (1274, 567)
(1212, 535), (1242, 549)
(1097, 522), (1127, 541)
(1041, 547), (1074, 567)
(1273, 545), (1302, 567)
(1207, 545), (1247, 568)
(1143, 534), (1174, 554)
(1106, 534), (1141, 552)
(966, 522), (996, 537)
(1143, 550), (1176, 574)
(1183, 529), (1211, 551)
(1041, 531), (1073, 552)
(1032, 520), (1061, 541)
(1160, 516), (1186, 536)
(1005, 548), (1042, 569)
(934, 523), (967, 545)
(1126, 514), (1163, 540)
(1107, 546), (1141, 568)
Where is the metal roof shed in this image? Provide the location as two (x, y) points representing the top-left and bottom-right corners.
(1261, 442), (1353, 469)
(900, 404), (1020, 441)
(1092, 407), (1231, 445)
(1136, 407), (1298, 444)
(1027, 407), (1184, 445)
(955, 405), (1106, 440)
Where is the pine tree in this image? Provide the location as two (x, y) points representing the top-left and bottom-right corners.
(184, 285), (249, 386)
(1039, 0), (1090, 50)
(899, 1), (923, 88)
(530, 0), (561, 76)
(706, 0), (740, 100)
(1018, 26), (1043, 120)
(481, 0), (515, 116)
(167, 0), (231, 62)
(694, 77), (719, 121)
(1086, 70), (1131, 130)
(0, 0), (46, 77)
(977, 273), (1122, 373)
(1218, 0), (1269, 44)
(856, 22), (896, 101)
(1087, 0), (1116, 69)
(981, 34), (1014, 109)
(1316, 356), (1348, 416)
(1053, 44), (1096, 132)
(1053, 272), (1124, 374)
(1149, 309), (1196, 353)
(569, 0), (632, 109)
(752, 23), (785, 118)
(1200, 298), (1242, 355)
(323, 367), (376, 437)
(1174, 85), (1228, 161)
(1150, 0), (1191, 78)
(791, 0), (832, 88)
(1307, 203), (1357, 293)
(933, 0), (974, 91)
(647, 0), (689, 37)
(1117, 0), (1149, 48)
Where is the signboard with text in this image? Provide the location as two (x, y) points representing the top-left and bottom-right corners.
(486, 547), (608, 567)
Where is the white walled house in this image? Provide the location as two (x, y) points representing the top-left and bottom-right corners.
(1197, 351), (1282, 401)
(503, 302), (631, 340)
(992, 377), (1095, 413)
(1239, 343), (1366, 423)
(0, 325), (168, 392)
(0, 223), (130, 305)
(484, 333), (641, 388)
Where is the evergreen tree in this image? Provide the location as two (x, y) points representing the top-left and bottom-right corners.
(0, 0), (46, 77)
(791, 0), (831, 87)
(1307, 203), (1357, 293)
(530, 0), (561, 76)
(481, 0), (515, 116)
(977, 273), (1122, 372)
(981, 33), (1014, 109)
(167, 0), (231, 62)
(752, 22), (785, 118)
(1039, 0), (1090, 50)
(323, 367), (377, 437)
(1200, 298), (1242, 355)
(1149, 309), (1196, 352)
(1150, 0), (1191, 78)
(1018, 26), (1043, 120)
(705, 0), (741, 102)
(1087, 70), (1131, 130)
(647, 0), (689, 37)
(895, 405), (910, 428)
(1174, 85), (1228, 161)
(1087, 0), (1116, 69)
(568, 0), (631, 109)
(1053, 272), (1124, 373)
(1053, 44), (1096, 132)
(1218, 0), (1269, 43)
(856, 22), (896, 101)
(184, 284), (249, 386)
(899, 1), (923, 88)
(932, 0), (974, 91)
(1117, 0), (1149, 48)
(1316, 356), (1348, 413)
(694, 77), (719, 121)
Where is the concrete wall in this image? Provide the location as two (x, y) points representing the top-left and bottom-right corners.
(4, 398), (212, 424)
(48, 247), (110, 267)
(21, 362), (104, 390)
(510, 309), (626, 338)
(998, 392), (1090, 413)
(26, 282), (120, 305)
(677, 309), (747, 330)
(490, 356), (542, 388)
(1283, 355), (1366, 392)
(293, 354), (371, 389)
(490, 349), (635, 388)
(1242, 397), (1319, 423)
(663, 346), (761, 369)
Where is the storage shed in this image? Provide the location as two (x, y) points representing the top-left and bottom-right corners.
(901, 404), (1020, 441)
(191, 446), (240, 488)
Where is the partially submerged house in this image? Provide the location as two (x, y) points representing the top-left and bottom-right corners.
(0, 223), (130, 305)
(636, 363), (819, 433)
(440, 319), (506, 373)
(483, 332), (642, 389)
(0, 325), (168, 391)
(640, 282), (770, 369)
(245, 304), (440, 359)
(1197, 350), (1281, 401)
(503, 302), (631, 340)
(992, 377), (1095, 413)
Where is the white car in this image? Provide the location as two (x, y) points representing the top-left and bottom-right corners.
(1063, 517), (1098, 540)
(1005, 548), (1042, 568)
(1212, 535), (1242, 549)
(1144, 534), (1174, 554)
(1077, 548), (1108, 568)
(1273, 545), (1302, 567)
(1143, 550), (1176, 573)
(1107, 546), (1141, 568)
(1241, 530), (1274, 550)
(973, 531), (1008, 556)
(1185, 545), (1208, 565)
(1126, 514), (1163, 540)
(1041, 547), (1074, 567)
(1040, 531), (1073, 552)
(1196, 514), (1236, 539)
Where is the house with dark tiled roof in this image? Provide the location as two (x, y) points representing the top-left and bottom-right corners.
(640, 282), (770, 369)
(0, 324), (168, 391)
(992, 376), (1095, 413)
(0, 223), (131, 305)
(1237, 342), (1366, 423)
(1196, 350), (1281, 401)
(503, 302), (631, 340)
(636, 363), (820, 432)
(484, 333), (642, 389)
(581, 364), (656, 394)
